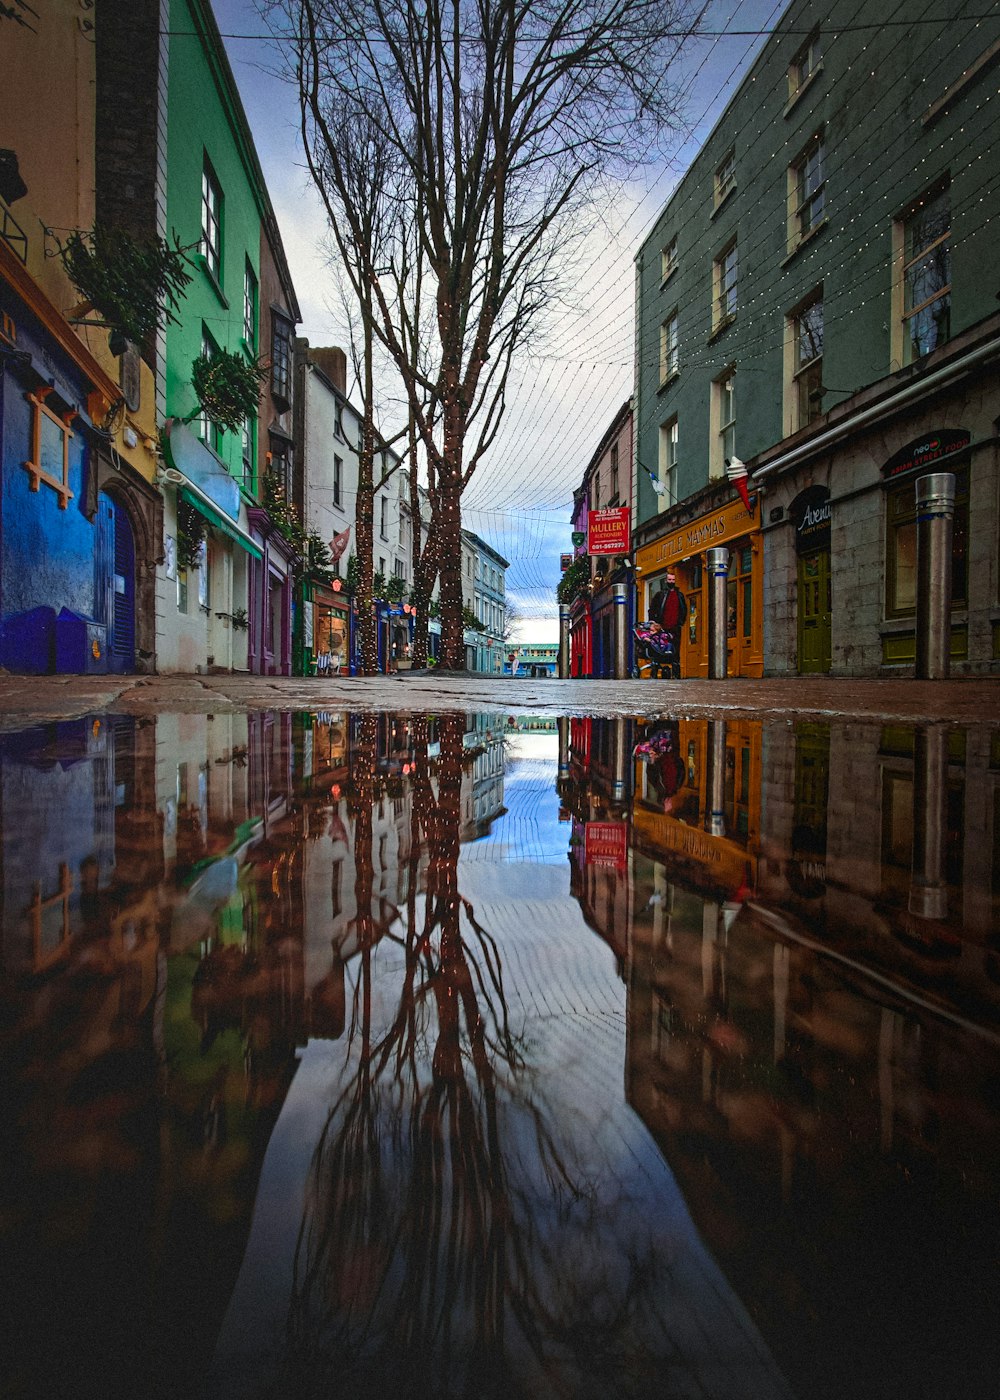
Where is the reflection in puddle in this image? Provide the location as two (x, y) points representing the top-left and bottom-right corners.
(1, 711), (998, 1399)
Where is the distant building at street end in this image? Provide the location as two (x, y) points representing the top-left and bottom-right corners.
(633, 0), (999, 677)
(461, 529), (509, 673)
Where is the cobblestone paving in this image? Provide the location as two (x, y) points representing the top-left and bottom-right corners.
(0, 670), (997, 729)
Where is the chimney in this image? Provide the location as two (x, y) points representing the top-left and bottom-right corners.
(310, 346), (347, 395)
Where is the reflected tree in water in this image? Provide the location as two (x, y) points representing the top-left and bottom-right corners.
(280, 715), (680, 1400)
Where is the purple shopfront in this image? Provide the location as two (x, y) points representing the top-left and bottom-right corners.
(247, 508), (296, 676)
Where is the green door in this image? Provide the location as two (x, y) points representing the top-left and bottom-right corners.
(798, 550), (831, 673)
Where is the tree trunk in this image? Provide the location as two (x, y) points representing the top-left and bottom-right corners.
(437, 397), (466, 670)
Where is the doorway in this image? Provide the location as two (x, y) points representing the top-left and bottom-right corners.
(797, 550), (831, 673)
(96, 492), (136, 673)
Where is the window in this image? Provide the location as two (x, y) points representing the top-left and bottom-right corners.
(659, 311), (679, 382)
(243, 261), (257, 348)
(610, 443), (620, 501)
(333, 454), (343, 508)
(790, 294), (824, 430)
(333, 399), (344, 438)
(886, 466), (967, 617)
(660, 237), (678, 282)
(200, 158), (222, 280)
(23, 387), (73, 509)
(658, 416), (678, 504)
(789, 132), (825, 249)
(380, 496), (388, 539)
(714, 148), (736, 208)
(712, 242), (737, 331)
(378, 556), (385, 577)
(788, 30), (822, 102)
(711, 370), (736, 478)
(899, 184), (951, 365)
(241, 416), (257, 493)
(270, 443), (291, 498)
(199, 327), (221, 450)
(271, 311), (293, 410)
(394, 559), (405, 579)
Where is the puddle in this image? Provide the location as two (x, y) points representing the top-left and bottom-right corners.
(1, 711), (999, 1399)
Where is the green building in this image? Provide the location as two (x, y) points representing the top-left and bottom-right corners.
(633, 0), (1000, 677)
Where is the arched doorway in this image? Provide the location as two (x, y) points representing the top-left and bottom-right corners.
(96, 491), (136, 673)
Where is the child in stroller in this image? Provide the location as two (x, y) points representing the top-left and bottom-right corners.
(633, 621), (679, 679)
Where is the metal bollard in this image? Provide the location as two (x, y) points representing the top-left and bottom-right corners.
(558, 603), (570, 678)
(915, 472), (955, 680)
(612, 583), (629, 679)
(611, 716), (628, 804)
(706, 547), (730, 680)
(557, 717), (570, 782)
(705, 718), (727, 837)
(909, 724), (948, 920)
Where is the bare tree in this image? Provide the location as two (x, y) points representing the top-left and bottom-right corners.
(272, 0), (699, 669)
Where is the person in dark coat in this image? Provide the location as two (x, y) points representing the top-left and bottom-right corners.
(648, 572), (687, 678)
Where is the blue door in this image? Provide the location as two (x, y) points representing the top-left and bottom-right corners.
(96, 493), (136, 673)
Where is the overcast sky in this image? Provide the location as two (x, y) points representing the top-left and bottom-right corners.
(211, 0), (783, 639)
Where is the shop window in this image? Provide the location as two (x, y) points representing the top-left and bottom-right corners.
(886, 465), (967, 617)
(727, 545), (754, 640)
(24, 387), (74, 508)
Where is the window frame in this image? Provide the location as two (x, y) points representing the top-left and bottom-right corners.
(659, 310), (679, 383)
(787, 30), (822, 104)
(712, 241), (738, 333)
(658, 415), (678, 505)
(714, 148), (736, 209)
(710, 369), (736, 479)
(785, 291), (824, 433)
(660, 237), (678, 283)
(200, 156), (222, 282)
(895, 181), (952, 367)
(333, 453), (343, 508)
(243, 260), (258, 350)
(788, 131), (826, 252)
(270, 309), (294, 411)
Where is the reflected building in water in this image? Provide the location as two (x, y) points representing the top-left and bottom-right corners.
(558, 714), (1000, 1400)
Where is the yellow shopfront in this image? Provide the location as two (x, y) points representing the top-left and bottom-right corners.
(635, 496), (763, 678)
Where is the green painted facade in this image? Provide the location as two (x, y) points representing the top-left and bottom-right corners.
(165, 0), (264, 477)
(634, 0), (1000, 529)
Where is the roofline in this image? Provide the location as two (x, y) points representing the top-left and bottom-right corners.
(581, 396), (633, 482)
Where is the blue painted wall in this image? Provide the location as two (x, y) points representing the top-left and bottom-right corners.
(0, 284), (102, 673)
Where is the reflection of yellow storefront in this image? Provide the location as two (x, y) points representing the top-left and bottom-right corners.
(636, 496), (763, 677)
(631, 719), (761, 893)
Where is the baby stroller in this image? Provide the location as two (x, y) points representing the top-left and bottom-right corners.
(633, 622), (679, 679)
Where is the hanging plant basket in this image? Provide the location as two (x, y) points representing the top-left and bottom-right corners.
(54, 224), (193, 348)
(190, 348), (266, 435)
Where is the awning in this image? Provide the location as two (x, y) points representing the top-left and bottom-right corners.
(179, 484), (263, 560)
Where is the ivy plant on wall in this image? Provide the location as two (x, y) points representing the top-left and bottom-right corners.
(177, 497), (207, 570)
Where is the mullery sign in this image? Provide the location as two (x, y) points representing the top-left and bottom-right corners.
(882, 429), (970, 480)
(588, 506), (631, 555)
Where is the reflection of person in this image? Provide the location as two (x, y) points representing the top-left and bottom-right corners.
(648, 572), (687, 678)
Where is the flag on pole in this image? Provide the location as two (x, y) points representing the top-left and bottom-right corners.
(329, 526), (351, 562)
(725, 456), (753, 513)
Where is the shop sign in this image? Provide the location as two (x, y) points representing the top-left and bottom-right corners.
(637, 493), (758, 571)
(588, 506), (630, 555)
(571, 530), (587, 546)
(882, 429), (970, 481)
(560, 553), (573, 571)
(789, 484), (831, 555)
(585, 821), (628, 869)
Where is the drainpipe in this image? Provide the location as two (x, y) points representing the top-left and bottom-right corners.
(706, 547), (730, 680)
(914, 472), (955, 680)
